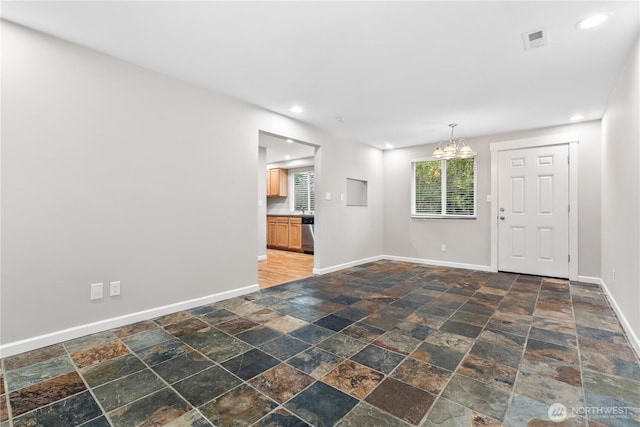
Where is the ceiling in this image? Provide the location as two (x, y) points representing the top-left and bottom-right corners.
(260, 133), (316, 164)
(2, 1), (639, 149)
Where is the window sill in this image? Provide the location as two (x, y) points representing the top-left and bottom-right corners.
(411, 215), (477, 220)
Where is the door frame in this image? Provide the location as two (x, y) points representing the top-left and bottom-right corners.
(490, 133), (579, 280)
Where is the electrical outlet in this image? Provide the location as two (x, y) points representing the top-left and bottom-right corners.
(441, 244), (447, 252)
(90, 283), (103, 300)
(110, 281), (121, 296)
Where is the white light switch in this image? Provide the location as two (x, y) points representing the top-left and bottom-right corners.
(90, 283), (103, 300)
(325, 192), (332, 201)
(486, 195), (493, 202)
(110, 281), (121, 296)
(340, 193), (345, 201)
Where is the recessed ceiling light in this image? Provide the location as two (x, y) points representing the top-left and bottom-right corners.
(286, 139), (294, 144)
(384, 142), (394, 150)
(290, 105), (303, 114)
(284, 155), (291, 160)
(577, 14), (609, 29)
(570, 114), (584, 121)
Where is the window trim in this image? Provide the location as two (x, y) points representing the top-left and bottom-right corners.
(289, 168), (315, 214)
(411, 156), (477, 219)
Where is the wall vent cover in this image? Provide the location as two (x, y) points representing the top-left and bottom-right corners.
(522, 28), (548, 50)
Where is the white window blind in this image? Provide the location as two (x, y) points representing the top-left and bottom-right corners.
(291, 171), (315, 213)
(412, 158), (476, 217)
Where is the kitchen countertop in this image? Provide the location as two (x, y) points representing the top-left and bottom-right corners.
(267, 214), (314, 218)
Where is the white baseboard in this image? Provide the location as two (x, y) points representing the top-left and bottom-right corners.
(313, 254), (494, 275)
(577, 275), (602, 285)
(599, 279), (640, 358)
(0, 284), (260, 358)
(313, 255), (385, 275)
(258, 254), (268, 261)
(383, 255), (495, 273)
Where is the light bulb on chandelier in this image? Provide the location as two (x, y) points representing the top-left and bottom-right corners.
(432, 124), (476, 159)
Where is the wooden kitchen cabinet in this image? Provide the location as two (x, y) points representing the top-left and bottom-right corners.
(267, 168), (288, 197)
(267, 216), (303, 252)
(276, 217), (290, 248)
(267, 217), (277, 248)
(288, 217), (302, 251)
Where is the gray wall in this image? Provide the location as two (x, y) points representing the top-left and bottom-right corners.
(383, 120), (602, 279)
(601, 37), (640, 341)
(1, 21), (384, 344)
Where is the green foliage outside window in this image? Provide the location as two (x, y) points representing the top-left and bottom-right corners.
(414, 158), (475, 216)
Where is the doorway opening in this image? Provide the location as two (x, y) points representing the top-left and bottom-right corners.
(258, 131), (318, 288)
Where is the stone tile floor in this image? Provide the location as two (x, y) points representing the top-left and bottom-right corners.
(1, 260), (640, 426)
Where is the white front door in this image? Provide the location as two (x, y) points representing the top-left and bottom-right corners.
(497, 144), (569, 278)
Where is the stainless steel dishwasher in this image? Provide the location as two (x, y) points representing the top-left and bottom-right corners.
(301, 216), (314, 254)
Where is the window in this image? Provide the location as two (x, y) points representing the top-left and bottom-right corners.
(412, 157), (476, 217)
(290, 170), (315, 213)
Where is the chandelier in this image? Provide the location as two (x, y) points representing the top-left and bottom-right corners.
(432, 123), (475, 159)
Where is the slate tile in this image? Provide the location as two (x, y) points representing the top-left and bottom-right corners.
(335, 401), (411, 427)
(8, 371), (86, 417)
(289, 324), (335, 345)
(12, 391), (102, 427)
(152, 351), (215, 384)
(391, 357), (452, 395)
(322, 360), (384, 399)
(71, 340), (130, 369)
(122, 328), (174, 352)
(221, 349), (280, 381)
(365, 377), (435, 425)
(442, 374), (510, 421)
(93, 369), (165, 411)
(136, 339), (190, 366)
(285, 381), (358, 427)
(351, 344), (404, 374)
(250, 364), (315, 404)
(256, 408), (310, 427)
(314, 314), (354, 332)
(80, 353), (146, 387)
(316, 333), (367, 358)
(5, 356), (75, 392)
(3, 344), (66, 371)
(288, 347), (343, 379)
(259, 335), (311, 361)
(525, 338), (580, 365)
(439, 320), (483, 339)
(236, 325), (284, 346)
(423, 397), (502, 427)
(107, 388), (190, 427)
(173, 366), (242, 407)
(458, 354), (518, 393)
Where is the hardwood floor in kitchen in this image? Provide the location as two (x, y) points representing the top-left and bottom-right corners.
(258, 249), (314, 288)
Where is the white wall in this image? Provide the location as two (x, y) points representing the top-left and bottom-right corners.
(257, 146), (267, 259)
(314, 140), (384, 272)
(383, 120), (602, 278)
(0, 21), (384, 346)
(601, 37), (640, 344)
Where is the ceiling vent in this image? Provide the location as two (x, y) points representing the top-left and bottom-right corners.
(522, 28), (548, 50)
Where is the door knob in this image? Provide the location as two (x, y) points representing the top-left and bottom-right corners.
(499, 216), (505, 221)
